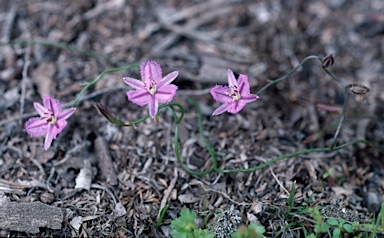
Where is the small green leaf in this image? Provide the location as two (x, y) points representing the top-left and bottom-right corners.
(156, 205), (169, 228)
(170, 209), (197, 238)
(315, 222), (329, 233)
(322, 167), (334, 179)
(343, 224), (354, 233)
(231, 223), (265, 238)
(231, 225), (250, 238)
(193, 228), (215, 238)
(352, 221), (360, 227)
(287, 181), (296, 211)
(327, 218), (339, 226)
(248, 223), (265, 237)
(332, 228), (341, 238)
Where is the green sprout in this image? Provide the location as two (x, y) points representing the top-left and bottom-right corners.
(231, 223), (265, 238)
(170, 209), (214, 238)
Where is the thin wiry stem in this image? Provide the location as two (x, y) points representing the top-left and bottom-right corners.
(8, 39), (379, 177)
(322, 68), (370, 149)
(256, 55), (321, 95)
(257, 55), (369, 149)
(72, 64), (139, 107)
(173, 99), (383, 176)
(0, 39), (122, 66)
(97, 102), (184, 127)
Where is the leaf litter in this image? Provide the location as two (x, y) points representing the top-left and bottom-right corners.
(0, 0), (384, 236)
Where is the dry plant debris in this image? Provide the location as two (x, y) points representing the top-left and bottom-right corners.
(0, 193), (62, 234)
(0, 0), (383, 237)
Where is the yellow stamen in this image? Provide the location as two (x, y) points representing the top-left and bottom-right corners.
(43, 111), (57, 125)
(227, 86), (241, 101)
(145, 77), (157, 95)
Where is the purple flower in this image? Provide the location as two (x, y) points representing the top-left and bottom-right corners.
(123, 60), (178, 118)
(24, 96), (76, 150)
(210, 69), (259, 115)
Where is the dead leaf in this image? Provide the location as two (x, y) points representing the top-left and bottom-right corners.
(0, 195), (63, 234)
(75, 160), (92, 190)
(178, 193), (201, 203)
(31, 63), (56, 96)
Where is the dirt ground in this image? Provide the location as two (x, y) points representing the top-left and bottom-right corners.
(0, 0), (384, 237)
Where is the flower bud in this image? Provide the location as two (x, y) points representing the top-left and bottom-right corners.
(96, 102), (121, 125)
(322, 54), (334, 68)
(349, 83), (369, 95)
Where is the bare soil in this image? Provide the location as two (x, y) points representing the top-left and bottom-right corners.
(0, 0), (384, 237)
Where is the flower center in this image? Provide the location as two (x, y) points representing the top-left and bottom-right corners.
(227, 86), (241, 101)
(43, 111), (57, 125)
(145, 78), (157, 95)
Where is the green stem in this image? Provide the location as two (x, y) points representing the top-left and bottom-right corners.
(189, 98), (218, 170)
(165, 102), (185, 124)
(117, 102), (185, 127)
(256, 55), (322, 95)
(321, 67), (348, 149)
(72, 64), (139, 107)
(330, 85), (349, 149)
(0, 39), (122, 66)
(214, 140), (366, 174)
(172, 98), (219, 176)
(256, 55), (370, 149)
(322, 67), (346, 88)
(174, 124), (213, 176)
(322, 68), (369, 149)
(176, 97), (382, 175)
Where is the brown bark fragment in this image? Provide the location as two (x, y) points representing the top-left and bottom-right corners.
(95, 136), (118, 186)
(0, 195), (63, 234)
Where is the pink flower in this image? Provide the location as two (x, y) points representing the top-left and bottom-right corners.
(123, 60), (178, 118)
(210, 69), (259, 115)
(24, 96), (76, 150)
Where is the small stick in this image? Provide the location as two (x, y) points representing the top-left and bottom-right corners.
(157, 168), (178, 221)
(0, 86), (124, 127)
(94, 136), (118, 186)
(1, 4), (17, 41)
(20, 47), (31, 125)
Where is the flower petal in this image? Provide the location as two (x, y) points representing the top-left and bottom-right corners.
(237, 75), (259, 102)
(57, 108), (76, 121)
(157, 71), (178, 88)
(44, 124), (54, 150)
(44, 118), (68, 150)
(52, 119), (67, 139)
(25, 117), (48, 137)
(212, 103), (232, 116)
(237, 74), (250, 94)
(227, 100), (247, 114)
(33, 102), (49, 117)
(238, 74), (257, 97)
(148, 97), (159, 118)
(210, 85), (233, 104)
(155, 84), (178, 103)
(141, 60), (162, 84)
(241, 94), (259, 103)
(43, 96), (62, 116)
(127, 89), (151, 106)
(227, 69), (237, 87)
(123, 77), (145, 89)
